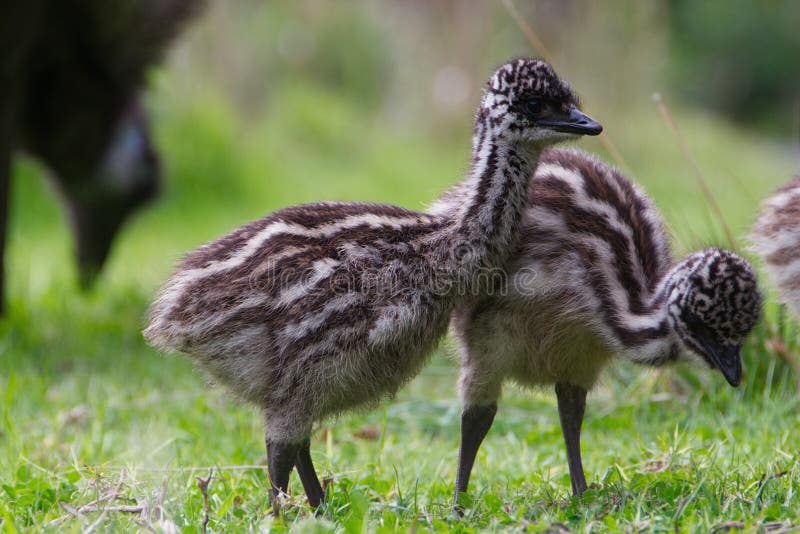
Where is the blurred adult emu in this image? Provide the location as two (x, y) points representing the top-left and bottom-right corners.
(145, 58), (601, 511)
(0, 0), (201, 314)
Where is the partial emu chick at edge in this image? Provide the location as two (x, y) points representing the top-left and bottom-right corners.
(449, 149), (762, 509)
(751, 175), (800, 320)
(143, 58), (602, 511)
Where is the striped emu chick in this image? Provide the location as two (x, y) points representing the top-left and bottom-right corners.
(450, 149), (761, 507)
(143, 58), (601, 510)
(751, 176), (800, 319)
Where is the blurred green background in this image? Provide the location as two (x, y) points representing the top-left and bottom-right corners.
(3, 1), (800, 531)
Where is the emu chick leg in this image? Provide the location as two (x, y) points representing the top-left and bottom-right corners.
(555, 383), (588, 497)
(453, 402), (497, 512)
(294, 439), (324, 508)
(266, 440), (300, 513)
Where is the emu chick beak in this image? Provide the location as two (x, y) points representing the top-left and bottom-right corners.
(702, 341), (742, 387)
(538, 108), (603, 136)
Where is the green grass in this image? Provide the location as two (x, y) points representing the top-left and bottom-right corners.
(2, 71), (800, 532)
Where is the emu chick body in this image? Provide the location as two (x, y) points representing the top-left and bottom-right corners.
(147, 202), (452, 440)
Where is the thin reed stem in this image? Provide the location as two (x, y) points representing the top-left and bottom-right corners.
(653, 93), (738, 250)
(500, 0), (633, 176)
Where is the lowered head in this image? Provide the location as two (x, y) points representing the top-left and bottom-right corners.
(35, 99), (161, 288)
(666, 248), (762, 387)
(479, 58), (602, 146)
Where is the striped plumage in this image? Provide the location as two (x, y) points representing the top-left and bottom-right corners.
(143, 58), (601, 510)
(451, 148), (762, 507)
(751, 176), (800, 319)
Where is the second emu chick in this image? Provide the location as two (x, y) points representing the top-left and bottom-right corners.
(450, 149), (762, 507)
(144, 59), (601, 510)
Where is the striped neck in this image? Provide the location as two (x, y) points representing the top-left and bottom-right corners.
(452, 117), (542, 272)
(613, 276), (680, 367)
(611, 257), (708, 367)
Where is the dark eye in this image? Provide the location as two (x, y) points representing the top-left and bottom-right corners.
(524, 98), (544, 117)
(685, 310), (716, 342)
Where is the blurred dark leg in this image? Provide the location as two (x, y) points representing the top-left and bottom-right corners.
(294, 439), (324, 508)
(0, 140), (9, 316)
(453, 402), (497, 514)
(266, 439), (299, 514)
(556, 383), (588, 497)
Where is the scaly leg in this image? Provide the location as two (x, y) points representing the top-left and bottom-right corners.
(453, 402), (497, 513)
(555, 383), (588, 497)
(266, 439), (300, 514)
(294, 439), (324, 508)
